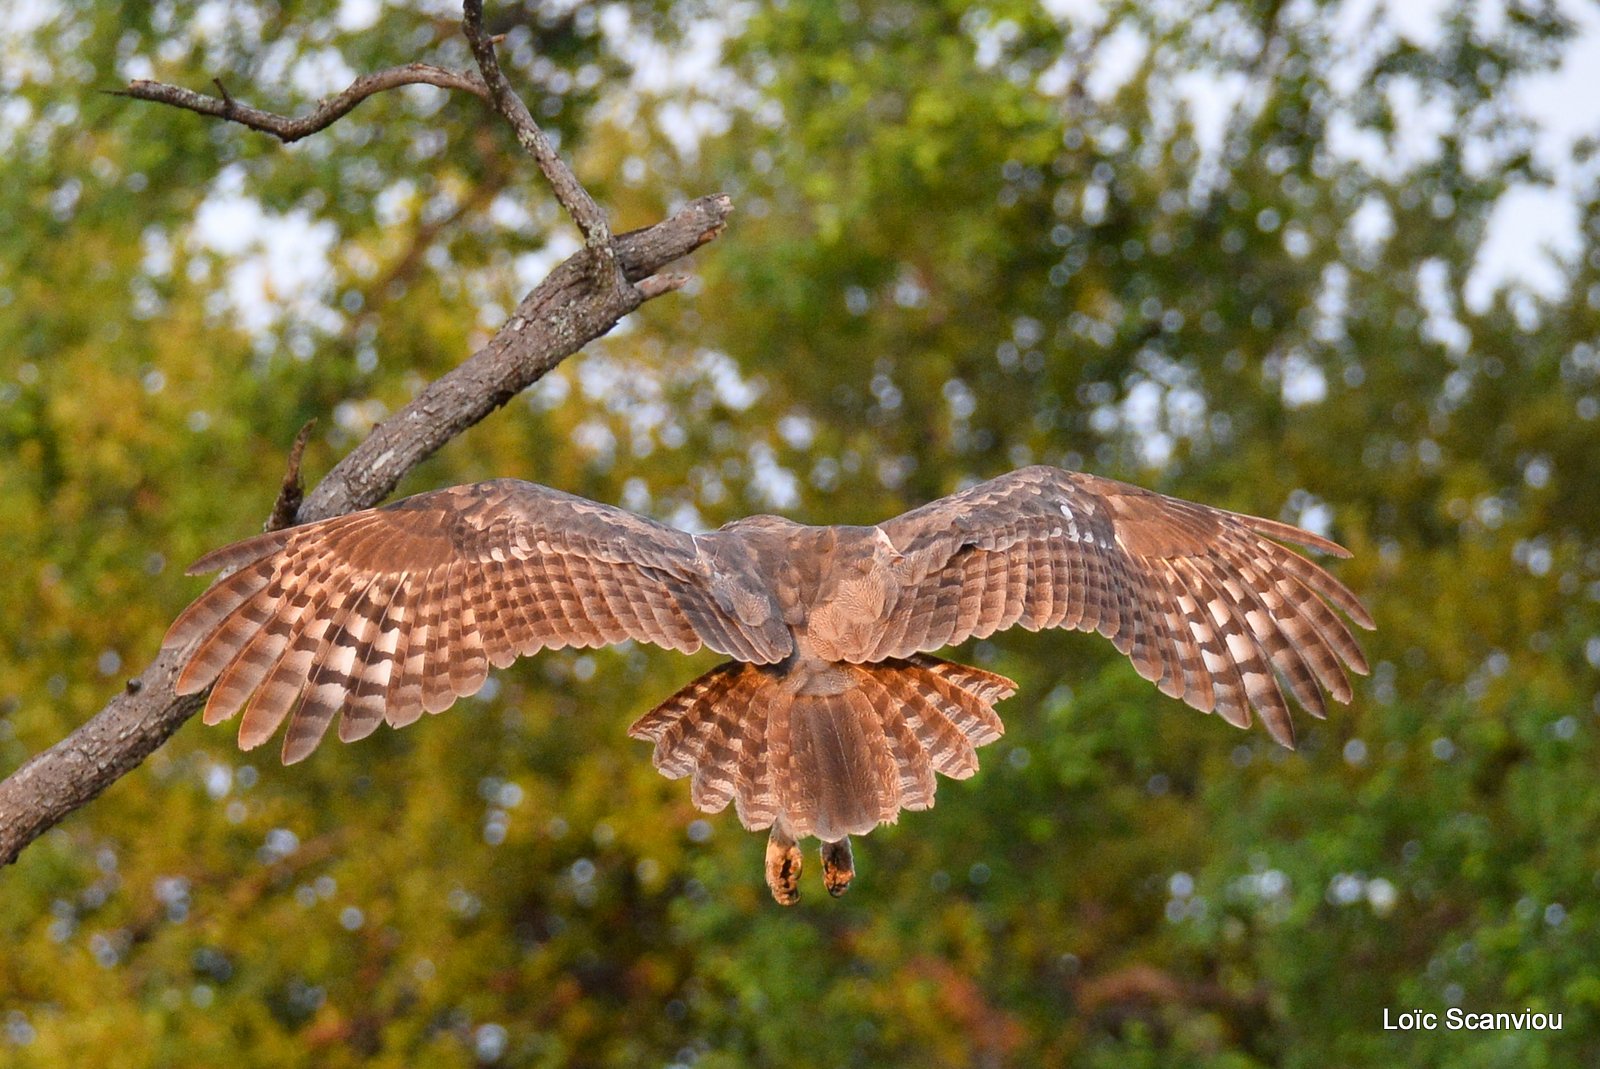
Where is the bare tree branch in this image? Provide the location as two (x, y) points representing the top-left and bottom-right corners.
(0, 192), (733, 868)
(0, 0), (737, 867)
(299, 194), (732, 521)
(636, 273), (691, 300)
(461, 0), (615, 254)
(266, 419), (318, 532)
(118, 64), (491, 143)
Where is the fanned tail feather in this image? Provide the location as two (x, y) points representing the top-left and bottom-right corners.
(628, 655), (1015, 840)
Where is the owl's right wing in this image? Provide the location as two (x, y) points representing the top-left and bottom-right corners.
(873, 466), (1374, 748)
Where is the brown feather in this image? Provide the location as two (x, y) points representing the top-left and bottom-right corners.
(1190, 555), (1295, 747)
(859, 673), (937, 812)
(283, 572), (384, 763)
(339, 574), (406, 743)
(386, 566), (434, 729)
(1166, 556), (1253, 730)
(1147, 559), (1218, 714)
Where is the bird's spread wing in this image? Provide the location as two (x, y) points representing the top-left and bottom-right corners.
(874, 466), (1374, 747)
(163, 479), (791, 762)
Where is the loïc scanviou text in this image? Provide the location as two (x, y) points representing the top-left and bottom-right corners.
(1383, 1008), (1562, 1031)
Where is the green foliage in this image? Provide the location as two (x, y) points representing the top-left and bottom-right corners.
(4, 0), (1599, 1065)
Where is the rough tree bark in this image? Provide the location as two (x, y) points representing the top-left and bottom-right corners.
(0, 2), (734, 867)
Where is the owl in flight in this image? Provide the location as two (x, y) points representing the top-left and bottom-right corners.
(164, 466), (1372, 904)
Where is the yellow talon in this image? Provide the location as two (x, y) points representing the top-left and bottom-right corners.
(822, 837), (854, 897)
(765, 822), (803, 905)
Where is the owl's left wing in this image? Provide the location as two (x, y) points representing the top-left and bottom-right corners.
(872, 466), (1375, 747)
(162, 479), (791, 763)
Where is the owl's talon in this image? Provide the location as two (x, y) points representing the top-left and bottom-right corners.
(765, 823), (802, 905)
(822, 837), (854, 897)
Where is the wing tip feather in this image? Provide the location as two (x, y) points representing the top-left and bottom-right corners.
(236, 727), (273, 752)
(1242, 514), (1352, 558)
(173, 670), (209, 697)
(185, 531), (290, 576)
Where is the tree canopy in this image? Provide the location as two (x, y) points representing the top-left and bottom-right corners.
(3, 0), (1598, 1065)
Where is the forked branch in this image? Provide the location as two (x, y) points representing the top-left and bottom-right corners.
(0, 2), (734, 867)
(460, 0), (616, 252)
(119, 64), (491, 143)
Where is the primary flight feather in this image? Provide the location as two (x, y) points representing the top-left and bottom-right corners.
(164, 466), (1373, 904)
